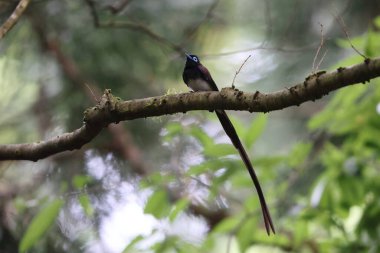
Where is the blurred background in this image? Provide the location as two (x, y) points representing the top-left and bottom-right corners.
(1, 0), (380, 252)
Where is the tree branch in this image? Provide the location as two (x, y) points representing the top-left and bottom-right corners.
(99, 20), (184, 53)
(84, 0), (184, 53)
(106, 0), (134, 14)
(1, 57), (380, 161)
(0, 0), (30, 39)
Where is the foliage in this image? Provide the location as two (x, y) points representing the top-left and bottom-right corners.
(19, 199), (64, 252)
(302, 21), (380, 252)
(1, 1), (380, 253)
(140, 21), (380, 253)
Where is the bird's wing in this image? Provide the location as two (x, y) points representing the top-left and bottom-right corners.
(198, 64), (219, 91)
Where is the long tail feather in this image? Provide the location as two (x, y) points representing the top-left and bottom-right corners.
(215, 110), (275, 235)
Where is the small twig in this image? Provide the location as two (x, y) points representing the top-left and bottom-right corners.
(182, 0), (220, 40)
(262, 0), (273, 45)
(316, 49), (328, 71)
(84, 0), (100, 27)
(231, 55), (252, 88)
(226, 234), (233, 253)
(100, 21), (184, 53)
(83, 0), (183, 54)
(84, 83), (99, 103)
(202, 43), (317, 57)
(312, 23), (325, 74)
(333, 13), (367, 59)
(107, 0), (134, 14)
(0, 0), (31, 39)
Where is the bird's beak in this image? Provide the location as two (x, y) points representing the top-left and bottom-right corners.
(185, 53), (192, 60)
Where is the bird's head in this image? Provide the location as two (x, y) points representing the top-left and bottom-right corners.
(185, 54), (201, 66)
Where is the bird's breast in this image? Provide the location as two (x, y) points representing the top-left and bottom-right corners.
(187, 78), (213, 92)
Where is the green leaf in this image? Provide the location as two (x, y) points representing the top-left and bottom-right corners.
(213, 216), (241, 233)
(79, 194), (94, 217)
(374, 16), (380, 28)
(150, 236), (178, 253)
(187, 162), (210, 175)
(335, 36), (365, 50)
(293, 219), (308, 248)
(226, 115), (244, 136)
(122, 235), (144, 253)
(151, 172), (174, 184)
(204, 143), (236, 157)
(13, 197), (27, 213)
(72, 175), (93, 190)
(209, 235), (240, 253)
(236, 217), (257, 251)
(365, 29), (380, 57)
(212, 167), (239, 190)
(287, 142), (312, 167)
(243, 195), (260, 213)
(163, 122), (182, 140)
(254, 156), (284, 168)
(230, 171), (254, 188)
(144, 190), (170, 219)
(19, 199), (64, 253)
(244, 114), (267, 149)
(308, 83), (368, 132)
(169, 198), (190, 222)
(60, 181), (68, 193)
(189, 126), (214, 148)
(188, 159), (238, 177)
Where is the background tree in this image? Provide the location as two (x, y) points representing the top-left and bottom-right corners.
(1, 0), (380, 252)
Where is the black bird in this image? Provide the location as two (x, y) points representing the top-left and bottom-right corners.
(182, 54), (275, 235)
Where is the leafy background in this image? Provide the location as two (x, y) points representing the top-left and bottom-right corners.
(1, 0), (380, 252)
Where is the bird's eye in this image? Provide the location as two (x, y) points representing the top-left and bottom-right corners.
(192, 56), (198, 62)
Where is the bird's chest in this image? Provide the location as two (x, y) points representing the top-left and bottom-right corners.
(186, 78), (212, 92)
(183, 67), (213, 92)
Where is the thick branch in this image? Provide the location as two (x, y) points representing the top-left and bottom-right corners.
(101, 58), (380, 118)
(36, 31), (148, 174)
(1, 58), (380, 161)
(0, 125), (102, 162)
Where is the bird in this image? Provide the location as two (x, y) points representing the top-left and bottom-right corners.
(182, 53), (275, 235)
